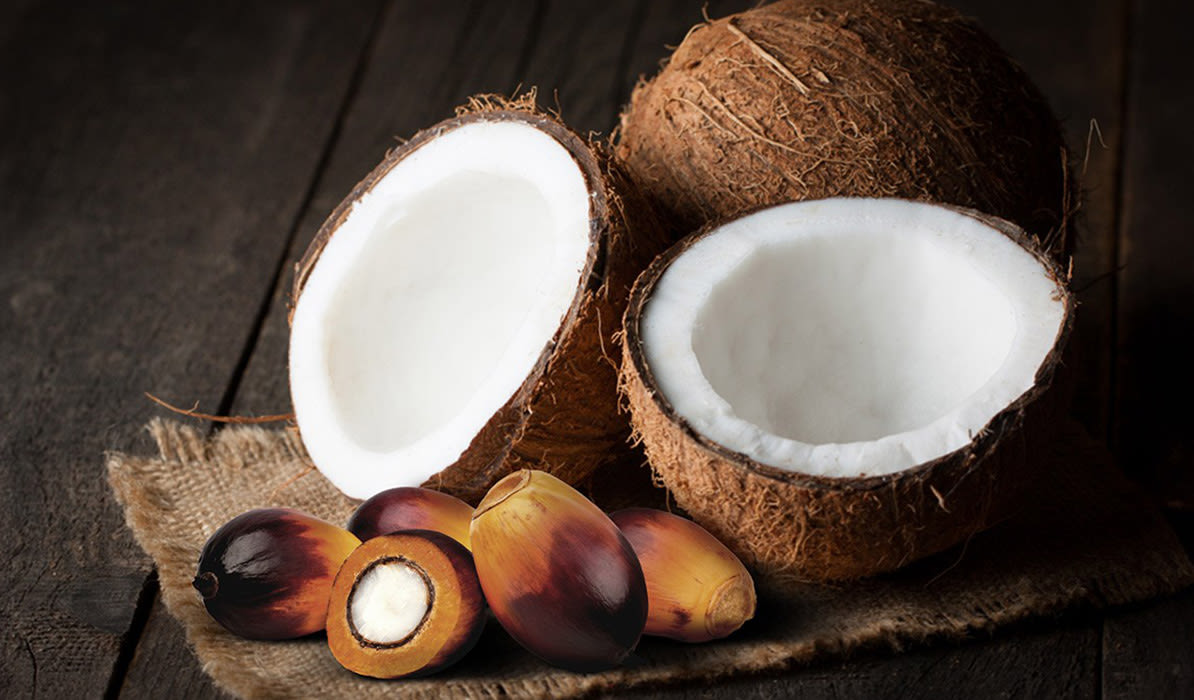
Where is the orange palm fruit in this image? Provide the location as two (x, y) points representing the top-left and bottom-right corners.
(610, 508), (756, 642)
(469, 470), (647, 671)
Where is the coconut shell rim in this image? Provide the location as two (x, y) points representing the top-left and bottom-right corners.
(621, 197), (1076, 494)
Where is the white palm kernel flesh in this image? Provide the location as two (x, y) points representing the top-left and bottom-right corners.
(349, 559), (431, 645)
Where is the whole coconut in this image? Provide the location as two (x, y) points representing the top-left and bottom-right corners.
(615, 0), (1071, 258)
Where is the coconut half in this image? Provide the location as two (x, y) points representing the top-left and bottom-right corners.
(621, 198), (1074, 582)
(290, 97), (665, 503)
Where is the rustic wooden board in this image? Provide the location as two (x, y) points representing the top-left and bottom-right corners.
(519, 0), (645, 134)
(1104, 589), (1194, 699)
(1101, 0), (1194, 693)
(0, 0), (380, 696)
(118, 596), (235, 700)
(953, 0), (1129, 443)
(637, 620), (1099, 699)
(1113, 0), (1194, 502)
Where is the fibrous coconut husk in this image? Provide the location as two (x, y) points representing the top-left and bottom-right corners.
(615, 0), (1072, 259)
(620, 205), (1076, 583)
(290, 93), (668, 504)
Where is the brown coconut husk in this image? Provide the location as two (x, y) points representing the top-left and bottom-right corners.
(620, 204), (1076, 583)
(291, 93), (668, 504)
(615, 0), (1072, 259)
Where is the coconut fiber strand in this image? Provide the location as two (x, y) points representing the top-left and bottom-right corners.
(108, 420), (1192, 699)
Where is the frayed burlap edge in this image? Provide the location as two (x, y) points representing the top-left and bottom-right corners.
(107, 419), (1193, 699)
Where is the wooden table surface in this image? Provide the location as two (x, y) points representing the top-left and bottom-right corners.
(2, 1), (1192, 697)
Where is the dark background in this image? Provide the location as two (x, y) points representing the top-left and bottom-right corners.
(1, 0), (1191, 697)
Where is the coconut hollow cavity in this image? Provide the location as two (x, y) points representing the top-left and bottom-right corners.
(326, 531), (485, 679)
(289, 96), (666, 503)
(622, 198), (1075, 582)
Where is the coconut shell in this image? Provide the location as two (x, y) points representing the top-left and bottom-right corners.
(615, 0), (1072, 259)
(291, 94), (669, 504)
(620, 205), (1076, 583)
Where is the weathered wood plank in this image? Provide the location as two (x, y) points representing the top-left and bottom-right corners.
(517, 0), (645, 135)
(1102, 0), (1194, 694)
(1113, 0), (1194, 501)
(953, 0), (1129, 443)
(0, 0), (380, 696)
(1104, 589), (1194, 700)
(630, 620), (1099, 699)
(117, 2), (550, 696)
(118, 598), (236, 700)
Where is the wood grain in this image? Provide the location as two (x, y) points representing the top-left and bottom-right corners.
(517, 0), (645, 135)
(1113, 0), (1194, 501)
(1104, 589), (1194, 700)
(631, 620), (1099, 699)
(1101, 0), (1194, 693)
(954, 0), (1129, 443)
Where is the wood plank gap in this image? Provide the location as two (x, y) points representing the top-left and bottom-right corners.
(1106, 0), (1135, 452)
(208, 0), (393, 425)
(608, 0), (650, 129)
(102, 570), (158, 700)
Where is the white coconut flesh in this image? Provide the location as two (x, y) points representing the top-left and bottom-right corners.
(290, 121), (592, 499)
(641, 198), (1066, 479)
(349, 559), (431, 645)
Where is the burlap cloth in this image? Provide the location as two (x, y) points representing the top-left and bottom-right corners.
(107, 418), (1193, 699)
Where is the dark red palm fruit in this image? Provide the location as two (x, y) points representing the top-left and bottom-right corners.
(469, 470), (648, 672)
(346, 487), (473, 549)
(193, 508), (361, 640)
